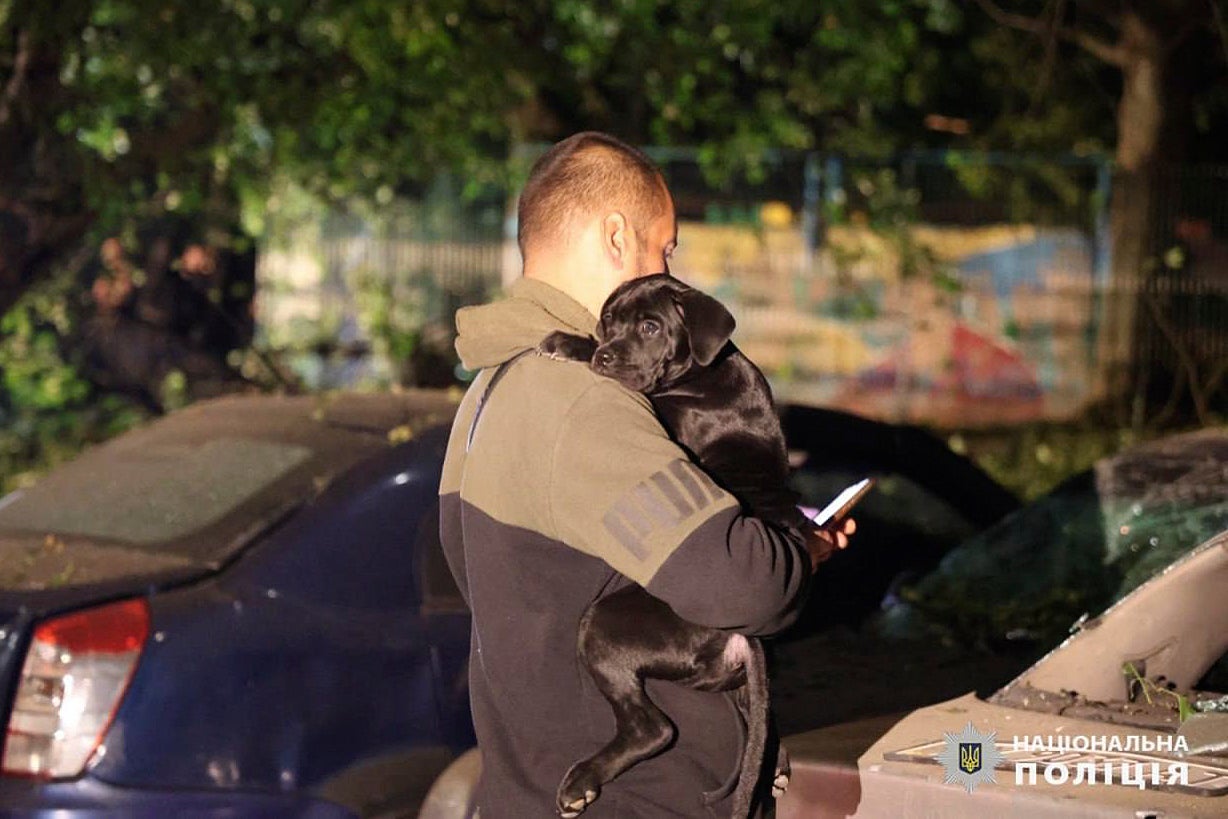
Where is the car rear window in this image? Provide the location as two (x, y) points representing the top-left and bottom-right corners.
(0, 437), (312, 545)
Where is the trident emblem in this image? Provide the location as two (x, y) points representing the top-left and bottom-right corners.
(959, 742), (982, 774)
(940, 722), (1003, 793)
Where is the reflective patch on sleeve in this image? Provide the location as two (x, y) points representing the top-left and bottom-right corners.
(601, 460), (724, 562)
(650, 471), (694, 518)
(632, 483), (677, 528)
(669, 459), (715, 509)
(692, 464), (727, 503)
(603, 507), (650, 560)
(611, 495), (652, 538)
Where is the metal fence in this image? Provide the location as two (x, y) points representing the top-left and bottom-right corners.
(255, 154), (1228, 428)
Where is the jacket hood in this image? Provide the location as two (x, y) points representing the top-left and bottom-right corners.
(455, 278), (598, 370)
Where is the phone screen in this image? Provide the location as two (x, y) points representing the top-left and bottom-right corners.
(799, 478), (874, 526)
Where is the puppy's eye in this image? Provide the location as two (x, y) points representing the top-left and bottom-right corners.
(639, 319), (661, 336)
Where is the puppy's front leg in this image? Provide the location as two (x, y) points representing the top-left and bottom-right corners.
(538, 330), (598, 363)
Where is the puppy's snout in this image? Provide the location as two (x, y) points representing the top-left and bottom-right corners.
(595, 349), (617, 369)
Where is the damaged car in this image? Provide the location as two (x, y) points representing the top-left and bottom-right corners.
(0, 392), (1014, 818)
(780, 428), (1228, 818)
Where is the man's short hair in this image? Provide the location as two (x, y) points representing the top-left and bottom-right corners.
(517, 132), (667, 255)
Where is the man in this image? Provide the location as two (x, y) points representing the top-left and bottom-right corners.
(438, 131), (852, 818)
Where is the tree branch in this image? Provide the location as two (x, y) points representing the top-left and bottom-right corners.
(0, 28), (32, 127)
(1142, 289), (1212, 426)
(972, 0), (1127, 66)
(1212, 0), (1228, 66)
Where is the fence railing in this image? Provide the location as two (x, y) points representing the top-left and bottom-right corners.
(255, 226), (1228, 429)
(255, 153), (1228, 428)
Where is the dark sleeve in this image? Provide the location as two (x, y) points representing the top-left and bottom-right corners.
(645, 507), (812, 636)
(550, 380), (813, 636)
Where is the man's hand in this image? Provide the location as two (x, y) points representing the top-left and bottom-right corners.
(805, 517), (856, 570)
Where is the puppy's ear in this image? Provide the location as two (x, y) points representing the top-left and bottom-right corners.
(676, 287), (735, 366)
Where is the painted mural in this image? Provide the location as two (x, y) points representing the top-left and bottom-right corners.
(673, 221), (1100, 428)
(256, 214), (1110, 429)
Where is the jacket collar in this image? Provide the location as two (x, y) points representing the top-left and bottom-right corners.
(507, 277), (598, 338)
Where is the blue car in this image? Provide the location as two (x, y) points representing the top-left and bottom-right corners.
(0, 392), (474, 818)
(0, 391), (1015, 818)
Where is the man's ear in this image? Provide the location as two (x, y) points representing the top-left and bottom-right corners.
(676, 287), (735, 365)
(600, 212), (630, 267)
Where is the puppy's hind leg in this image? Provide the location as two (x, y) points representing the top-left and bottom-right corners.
(557, 668), (675, 818)
(772, 741), (791, 799)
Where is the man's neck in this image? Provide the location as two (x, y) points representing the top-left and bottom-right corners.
(522, 258), (605, 319)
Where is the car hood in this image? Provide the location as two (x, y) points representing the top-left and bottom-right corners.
(997, 529), (1228, 708)
(780, 692), (1228, 818)
(781, 530), (1228, 817)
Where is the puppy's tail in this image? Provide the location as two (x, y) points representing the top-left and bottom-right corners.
(729, 638), (769, 819)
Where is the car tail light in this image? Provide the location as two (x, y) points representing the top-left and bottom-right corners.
(2, 598), (149, 779)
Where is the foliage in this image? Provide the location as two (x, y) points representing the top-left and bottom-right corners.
(953, 423), (1153, 501)
(965, 1), (1228, 161)
(1123, 661), (1196, 722)
(961, 16), (1115, 156)
(4, 0), (1226, 300)
(1, 0), (984, 301)
(0, 272), (148, 493)
(822, 165), (958, 308)
(3, 0), (1226, 485)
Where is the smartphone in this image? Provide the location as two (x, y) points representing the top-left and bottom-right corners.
(799, 478), (876, 527)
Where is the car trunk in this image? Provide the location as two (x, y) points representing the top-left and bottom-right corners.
(0, 390), (458, 720)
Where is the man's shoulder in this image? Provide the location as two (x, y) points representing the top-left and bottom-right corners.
(514, 353), (654, 419)
(449, 352), (660, 470)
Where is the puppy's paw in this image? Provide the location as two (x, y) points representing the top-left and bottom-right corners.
(537, 331), (597, 363)
(772, 746), (791, 798)
(557, 761), (602, 817)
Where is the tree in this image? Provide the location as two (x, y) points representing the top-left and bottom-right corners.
(17, 1), (1224, 417)
(0, 0), (512, 313)
(1, 1), (975, 311)
(970, 0), (1228, 410)
(0, 0), (540, 402)
(972, 0), (1228, 173)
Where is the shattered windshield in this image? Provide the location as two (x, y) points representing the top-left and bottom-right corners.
(875, 429), (1228, 651)
(1096, 429), (1228, 596)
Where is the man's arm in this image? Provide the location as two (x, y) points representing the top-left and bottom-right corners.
(550, 379), (813, 636)
(437, 375), (486, 608)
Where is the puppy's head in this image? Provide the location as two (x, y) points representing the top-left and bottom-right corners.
(590, 274), (735, 393)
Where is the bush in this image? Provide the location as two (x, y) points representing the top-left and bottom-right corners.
(0, 274), (149, 494)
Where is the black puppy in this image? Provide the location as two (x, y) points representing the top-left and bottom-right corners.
(539, 273), (804, 819)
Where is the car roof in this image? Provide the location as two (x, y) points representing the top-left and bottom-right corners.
(0, 390), (459, 596)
